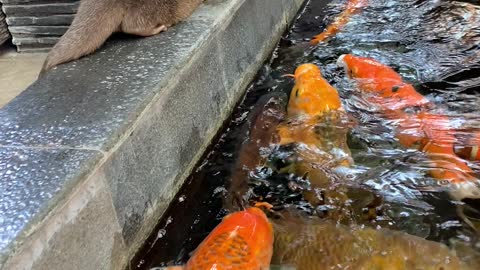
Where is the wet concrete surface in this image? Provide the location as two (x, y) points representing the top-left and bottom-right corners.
(0, 45), (46, 108)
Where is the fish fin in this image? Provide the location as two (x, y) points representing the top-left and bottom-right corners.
(456, 204), (479, 232)
(39, 0), (124, 76)
(471, 146), (478, 161)
(254, 201), (274, 211)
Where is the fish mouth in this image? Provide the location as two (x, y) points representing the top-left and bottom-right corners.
(336, 54), (347, 70)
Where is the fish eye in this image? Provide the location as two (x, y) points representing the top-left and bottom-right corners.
(349, 67), (358, 77)
(348, 69), (354, 77)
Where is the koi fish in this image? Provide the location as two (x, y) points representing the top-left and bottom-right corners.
(277, 63), (347, 146)
(337, 54), (430, 111)
(165, 207), (274, 270)
(225, 64), (373, 223)
(285, 64), (343, 117)
(337, 54), (480, 200)
(278, 63), (352, 167)
(273, 210), (475, 270)
(311, 0), (368, 45)
(274, 64), (373, 222)
(225, 93), (288, 211)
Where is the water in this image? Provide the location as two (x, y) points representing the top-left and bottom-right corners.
(133, 0), (480, 269)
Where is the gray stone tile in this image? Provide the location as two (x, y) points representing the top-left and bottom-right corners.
(283, 0), (306, 17)
(0, 8), (8, 45)
(189, 0), (241, 22)
(217, 0), (261, 91)
(5, 14), (74, 26)
(28, 176), (125, 270)
(0, 19), (213, 151)
(1, 2), (79, 16)
(9, 26), (70, 35)
(252, 0), (285, 42)
(218, 0), (286, 91)
(0, 147), (103, 266)
(2, 169), (126, 270)
(103, 36), (226, 247)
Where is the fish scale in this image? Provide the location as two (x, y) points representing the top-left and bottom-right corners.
(272, 219), (472, 270)
(187, 233), (254, 268)
(183, 207), (273, 270)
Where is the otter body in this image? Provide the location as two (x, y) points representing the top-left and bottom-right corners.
(40, 0), (203, 75)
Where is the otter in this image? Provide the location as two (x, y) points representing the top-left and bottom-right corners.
(39, 0), (203, 76)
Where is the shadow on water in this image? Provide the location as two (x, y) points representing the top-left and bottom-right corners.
(133, 0), (480, 269)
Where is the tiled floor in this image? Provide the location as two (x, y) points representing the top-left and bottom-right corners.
(0, 46), (47, 108)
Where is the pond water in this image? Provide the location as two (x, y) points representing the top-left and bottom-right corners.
(133, 0), (480, 269)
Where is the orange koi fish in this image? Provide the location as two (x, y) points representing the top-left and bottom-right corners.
(285, 64), (343, 117)
(395, 112), (475, 186)
(226, 65), (360, 223)
(337, 54), (479, 199)
(167, 207), (274, 270)
(276, 64), (358, 221)
(277, 63), (353, 168)
(277, 63), (348, 149)
(337, 54), (430, 111)
(311, 0), (368, 45)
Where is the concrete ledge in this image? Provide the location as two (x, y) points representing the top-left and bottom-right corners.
(0, 0), (304, 269)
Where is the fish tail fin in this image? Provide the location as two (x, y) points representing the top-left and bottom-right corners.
(39, 0), (124, 76)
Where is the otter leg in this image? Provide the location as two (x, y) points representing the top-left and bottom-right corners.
(122, 24), (168, 37)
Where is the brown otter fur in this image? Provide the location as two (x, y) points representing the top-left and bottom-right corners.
(39, 0), (203, 76)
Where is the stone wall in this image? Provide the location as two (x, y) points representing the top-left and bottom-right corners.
(0, 0), (78, 52)
(0, 4), (9, 45)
